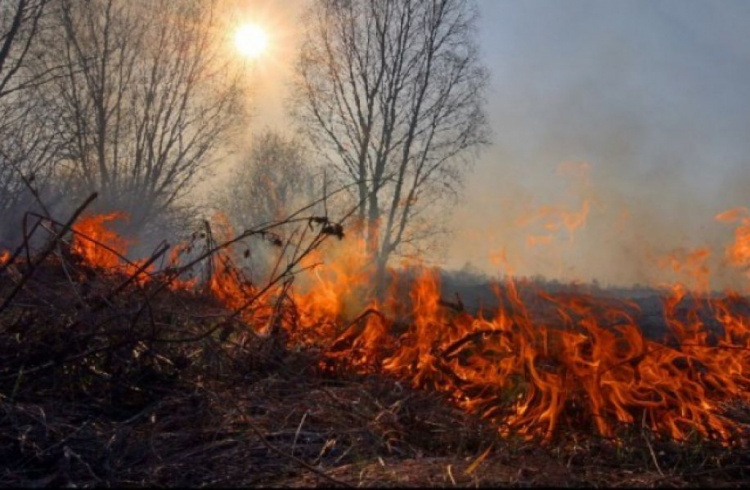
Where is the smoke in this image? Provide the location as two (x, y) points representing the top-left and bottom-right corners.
(444, 0), (750, 290)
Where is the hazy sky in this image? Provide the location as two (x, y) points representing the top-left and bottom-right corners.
(245, 0), (750, 290)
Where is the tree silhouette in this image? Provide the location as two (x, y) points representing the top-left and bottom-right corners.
(293, 0), (489, 290)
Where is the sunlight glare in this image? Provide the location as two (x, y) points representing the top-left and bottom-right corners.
(235, 23), (268, 59)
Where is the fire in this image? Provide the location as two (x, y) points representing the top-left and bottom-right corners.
(525, 234), (554, 249)
(516, 199), (590, 244)
(658, 247), (712, 294)
(70, 212), (155, 285)
(728, 224), (750, 267)
(715, 206), (749, 224)
(71, 212), (130, 269)
(294, 237), (374, 340)
(55, 210), (750, 445)
(204, 212), (255, 311)
(331, 270), (749, 443)
(716, 206), (750, 284)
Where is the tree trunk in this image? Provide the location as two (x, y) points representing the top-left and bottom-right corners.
(373, 251), (389, 301)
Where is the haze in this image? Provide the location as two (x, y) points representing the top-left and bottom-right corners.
(246, 0), (750, 290)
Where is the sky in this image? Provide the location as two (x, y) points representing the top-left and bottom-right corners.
(239, 0), (750, 290)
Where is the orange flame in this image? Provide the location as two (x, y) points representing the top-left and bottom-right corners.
(716, 207), (750, 283)
(330, 268), (749, 443)
(71, 212), (130, 269)
(61, 211), (750, 445)
(517, 199), (590, 246)
(70, 212), (155, 285)
(658, 247), (712, 294)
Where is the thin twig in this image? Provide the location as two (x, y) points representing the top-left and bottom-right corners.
(104, 242), (170, 301)
(292, 411), (309, 457)
(224, 394), (352, 487)
(0, 193), (97, 314)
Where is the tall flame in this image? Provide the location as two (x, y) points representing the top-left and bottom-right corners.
(18, 209), (747, 445)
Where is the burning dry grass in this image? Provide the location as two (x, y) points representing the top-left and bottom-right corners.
(325, 275), (750, 446)
(0, 253), (747, 487)
(0, 254), (746, 487)
(0, 249), (501, 486)
(0, 197), (749, 486)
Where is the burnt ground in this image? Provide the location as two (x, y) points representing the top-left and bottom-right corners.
(0, 256), (748, 488)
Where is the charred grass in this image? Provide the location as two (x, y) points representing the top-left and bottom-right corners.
(0, 255), (748, 487)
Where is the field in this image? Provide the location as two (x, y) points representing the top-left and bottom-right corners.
(1, 239), (748, 487)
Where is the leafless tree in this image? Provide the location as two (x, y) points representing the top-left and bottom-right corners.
(41, 0), (245, 234)
(0, 93), (60, 218)
(218, 130), (318, 228)
(292, 0), (489, 287)
(0, 0), (64, 239)
(214, 130), (320, 279)
(0, 0), (48, 97)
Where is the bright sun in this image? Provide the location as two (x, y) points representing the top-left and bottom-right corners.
(235, 24), (268, 59)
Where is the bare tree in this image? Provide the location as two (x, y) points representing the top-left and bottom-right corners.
(0, 0), (48, 97)
(217, 130), (318, 228)
(42, 0), (245, 234)
(0, 0), (64, 240)
(293, 0), (489, 287)
(214, 130), (320, 279)
(0, 93), (60, 217)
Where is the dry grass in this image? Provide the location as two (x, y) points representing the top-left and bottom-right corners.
(0, 237), (748, 487)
